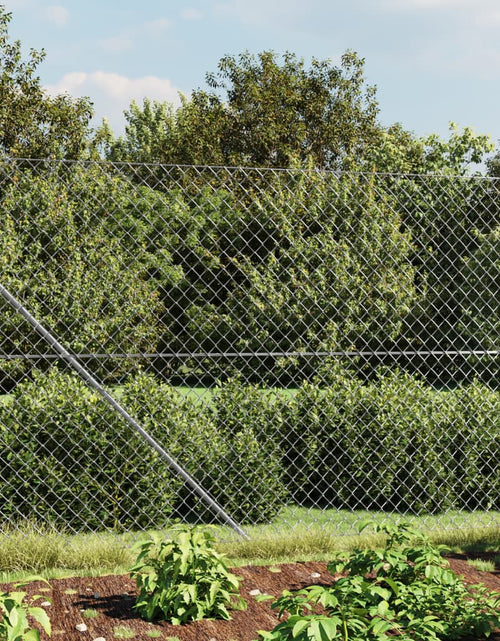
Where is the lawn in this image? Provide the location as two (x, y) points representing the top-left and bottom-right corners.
(0, 508), (498, 583)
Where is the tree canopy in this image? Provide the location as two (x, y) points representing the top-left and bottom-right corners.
(104, 49), (496, 177)
(0, 7), (93, 159)
(1, 11), (499, 389)
(105, 50), (383, 169)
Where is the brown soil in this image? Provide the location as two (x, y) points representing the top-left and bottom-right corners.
(3, 554), (499, 641)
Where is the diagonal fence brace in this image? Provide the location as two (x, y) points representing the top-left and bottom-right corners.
(0, 283), (249, 539)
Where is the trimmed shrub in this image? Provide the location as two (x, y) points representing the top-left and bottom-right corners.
(208, 380), (288, 523)
(1, 368), (496, 532)
(448, 381), (500, 510)
(118, 372), (226, 522)
(0, 368), (180, 530)
(282, 370), (499, 512)
(109, 373), (287, 524)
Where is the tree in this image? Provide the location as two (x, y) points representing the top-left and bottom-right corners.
(105, 50), (382, 170)
(0, 164), (168, 388)
(363, 124), (498, 383)
(0, 7), (93, 159)
(486, 145), (500, 177)
(454, 228), (500, 383)
(200, 49), (381, 168)
(105, 99), (178, 164)
(367, 121), (493, 175)
(171, 170), (416, 382)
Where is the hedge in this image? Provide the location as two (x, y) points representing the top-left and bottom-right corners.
(0, 368), (497, 532)
(0, 369), (287, 530)
(282, 370), (499, 512)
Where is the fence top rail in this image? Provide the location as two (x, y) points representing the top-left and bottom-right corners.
(0, 350), (499, 360)
(0, 156), (499, 182)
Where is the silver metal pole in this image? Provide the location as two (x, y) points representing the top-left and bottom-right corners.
(0, 283), (249, 539)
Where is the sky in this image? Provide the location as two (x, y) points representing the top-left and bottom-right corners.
(2, 0), (500, 155)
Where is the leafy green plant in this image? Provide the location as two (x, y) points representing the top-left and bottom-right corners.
(130, 525), (246, 624)
(0, 580), (51, 641)
(283, 372), (499, 513)
(122, 373), (287, 524)
(256, 521), (500, 641)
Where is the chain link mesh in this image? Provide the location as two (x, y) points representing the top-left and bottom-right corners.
(0, 158), (498, 539)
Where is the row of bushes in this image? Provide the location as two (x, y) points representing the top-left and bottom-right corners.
(0, 367), (498, 530)
(0, 368), (285, 530)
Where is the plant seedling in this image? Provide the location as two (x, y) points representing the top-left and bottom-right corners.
(130, 525), (246, 624)
(257, 521), (500, 641)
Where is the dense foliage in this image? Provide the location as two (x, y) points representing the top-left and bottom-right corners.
(0, 9), (498, 386)
(0, 165), (167, 388)
(281, 370), (499, 512)
(0, 9), (499, 533)
(257, 522), (500, 640)
(0, 368), (497, 531)
(0, 369), (287, 528)
(0, 369), (180, 530)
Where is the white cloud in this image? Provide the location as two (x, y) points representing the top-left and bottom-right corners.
(181, 8), (203, 20)
(44, 5), (69, 26)
(44, 71), (182, 133)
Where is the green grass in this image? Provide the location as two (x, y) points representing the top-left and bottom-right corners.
(0, 520), (132, 581)
(1, 384), (297, 407)
(0, 509), (498, 584)
(113, 624), (136, 639)
(467, 558), (496, 572)
(216, 507), (500, 563)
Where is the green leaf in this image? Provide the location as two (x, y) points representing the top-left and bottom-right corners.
(21, 630), (41, 641)
(27, 606), (51, 636)
(291, 618), (310, 637)
(371, 617), (394, 635)
(382, 577), (399, 596)
(377, 600), (390, 616)
(309, 618), (338, 641)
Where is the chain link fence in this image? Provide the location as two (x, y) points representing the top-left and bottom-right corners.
(0, 158), (499, 540)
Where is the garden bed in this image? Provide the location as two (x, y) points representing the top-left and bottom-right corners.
(4, 553), (499, 641)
